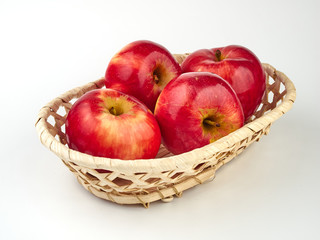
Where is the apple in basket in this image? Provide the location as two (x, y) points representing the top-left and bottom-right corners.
(154, 72), (244, 155)
(105, 40), (181, 112)
(181, 45), (266, 121)
(65, 88), (161, 160)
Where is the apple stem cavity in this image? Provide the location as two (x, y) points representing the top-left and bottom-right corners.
(215, 49), (222, 61)
(153, 74), (160, 84)
(109, 107), (118, 116)
(153, 65), (164, 85)
(203, 119), (220, 128)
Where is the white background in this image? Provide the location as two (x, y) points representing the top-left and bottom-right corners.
(1, 0), (319, 239)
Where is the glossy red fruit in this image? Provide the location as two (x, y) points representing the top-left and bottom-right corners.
(181, 45), (266, 121)
(154, 72), (244, 155)
(65, 89), (161, 160)
(105, 40), (181, 112)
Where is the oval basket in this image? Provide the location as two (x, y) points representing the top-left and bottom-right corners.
(35, 54), (296, 208)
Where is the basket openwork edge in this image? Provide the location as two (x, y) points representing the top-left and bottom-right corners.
(35, 54), (296, 208)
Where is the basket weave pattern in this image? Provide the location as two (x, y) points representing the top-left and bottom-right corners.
(36, 54), (296, 207)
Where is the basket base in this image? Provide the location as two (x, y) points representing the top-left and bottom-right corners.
(75, 161), (224, 208)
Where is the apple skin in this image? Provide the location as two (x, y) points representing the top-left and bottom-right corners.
(181, 45), (266, 121)
(154, 72), (244, 155)
(65, 88), (161, 160)
(105, 40), (181, 112)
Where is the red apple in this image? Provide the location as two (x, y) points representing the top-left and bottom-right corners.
(65, 88), (161, 160)
(154, 72), (244, 155)
(105, 40), (181, 112)
(181, 45), (266, 121)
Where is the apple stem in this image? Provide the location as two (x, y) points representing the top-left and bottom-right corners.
(204, 119), (220, 127)
(153, 74), (160, 84)
(215, 49), (222, 61)
(109, 107), (117, 115)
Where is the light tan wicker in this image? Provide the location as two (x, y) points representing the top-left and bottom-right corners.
(35, 54), (296, 208)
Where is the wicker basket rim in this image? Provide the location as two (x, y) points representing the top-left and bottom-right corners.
(35, 63), (296, 173)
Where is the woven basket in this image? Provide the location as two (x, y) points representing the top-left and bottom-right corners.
(35, 54), (296, 208)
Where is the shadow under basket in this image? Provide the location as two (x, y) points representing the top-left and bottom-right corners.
(35, 54), (296, 208)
